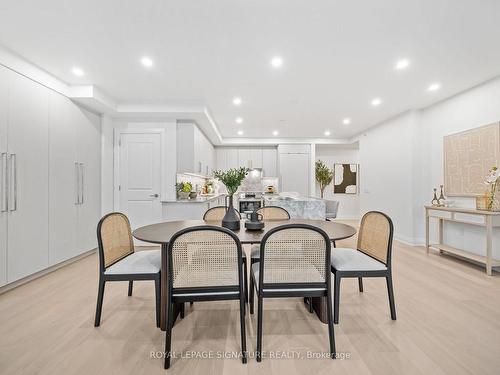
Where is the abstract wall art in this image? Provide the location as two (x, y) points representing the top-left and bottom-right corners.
(444, 123), (500, 196)
(334, 163), (358, 194)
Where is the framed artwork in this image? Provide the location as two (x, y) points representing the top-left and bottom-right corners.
(444, 122), (500, 196)
(334, 164), (358, 194)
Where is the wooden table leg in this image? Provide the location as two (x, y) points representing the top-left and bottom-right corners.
(160, 243), (180, 331)
(486, 216), (492, 276)
(311, 297), (328, 324)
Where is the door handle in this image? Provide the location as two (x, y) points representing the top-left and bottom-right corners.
(1, 152), (7, 212)
(79, 163), (84, 205)
(75, 162), (80, 205)
(150, 193), (159, 198)
(9, 153), (17, 212)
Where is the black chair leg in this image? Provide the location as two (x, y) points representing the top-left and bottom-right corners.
(190, 301), (194, 305)
(386, 274), (397, 320)
(164, 296), (174, 369)
(243, 258), (248, 303)
(239, 289), (248, 364)
(358, 277), (363, 292)
(249, 276), (254, 315)
(180, 303), (185, 319)
(94, 279), (106, 327)
(154, 276), (161, 328)
(333, 274), (341, 324)
(308, 297), (314, 313)
(128, 280), (133, 296)
(256, 295), (263, 362)
(326, 288), (336, 359)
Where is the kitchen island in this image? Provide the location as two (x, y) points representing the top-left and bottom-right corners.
(263, 195), (326, 220)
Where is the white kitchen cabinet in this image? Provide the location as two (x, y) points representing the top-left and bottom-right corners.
(0, 67), (8, 286)
(262, 148), (277, 176)
(225, 148), (239, 169)
(177, 122), (214, 176)
(7, 70), (50, 282)
(237, 148), (251, 168)
(279, 151), (310, 196)
(215, 148), (226, 171)
(48, 93), (78, 265)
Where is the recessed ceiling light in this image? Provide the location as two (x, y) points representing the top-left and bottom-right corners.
(141, 56), (154, 67)
(272, 130), (279, 136)
(324, 130), (331, 136)
(71, 67), (84, 77)
(235, 117), (243, 124)
(270, 56), (283, 68)
(371, 98), (382, 107)
(232, 97), (242, 106)
(395, 58), (410, 70)
(237, 130), (244, 136)
(427, 82), (441, 92)
(342, 118), (351, 125)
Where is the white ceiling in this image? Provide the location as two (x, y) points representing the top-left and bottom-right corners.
(1, 0), (500, 140)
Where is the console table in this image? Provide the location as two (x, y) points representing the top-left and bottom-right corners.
(425, 206), (500, 275)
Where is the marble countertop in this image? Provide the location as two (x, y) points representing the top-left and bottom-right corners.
(162, 194), (225, 204)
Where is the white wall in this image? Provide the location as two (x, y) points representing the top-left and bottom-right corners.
(101, 117), (177, 215)
(315, 144), (360, 219)
(355, 76), (500, 256)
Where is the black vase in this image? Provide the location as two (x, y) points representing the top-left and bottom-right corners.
(222, 195), (240, 230)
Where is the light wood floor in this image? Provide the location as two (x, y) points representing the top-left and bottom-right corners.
(1, 226), (500, 375)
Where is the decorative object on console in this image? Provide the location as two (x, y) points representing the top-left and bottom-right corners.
(438, 185), (445, 205)
(431, 188), (439, 206)
(484, 166), (499, 211)
(176, 181), (192, 200)
(315, 160), (333, 198)
(333, 163), (358, 194)
(444, 123), (500, 196)
(214, 167), (250, 230)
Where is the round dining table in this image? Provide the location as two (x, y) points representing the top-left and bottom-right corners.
(133, 218), (357, 330)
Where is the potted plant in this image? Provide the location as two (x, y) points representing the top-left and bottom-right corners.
(315, 160), (333, 198)
(213, 167), (249, 230)
(176, 181), (192, 200)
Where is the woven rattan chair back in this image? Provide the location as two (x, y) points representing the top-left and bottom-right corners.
(97, 212), (135, 270)
(259, 224), (331, 286)
(203, 206), (241, 221)
(168, 226), (243, 289)
(256, 206), (290, 220)
(356, 211), (394, 265)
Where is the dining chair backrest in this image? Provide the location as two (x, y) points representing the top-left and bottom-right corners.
(97, 212), (134, 271)
(256, 206), (290, 220)
(259, 224), (331, 287)
(203, 206), (242, 221)
(325, 200), (340, 218)
(168, 226), (243, 289)
(357, 211), (394, 266)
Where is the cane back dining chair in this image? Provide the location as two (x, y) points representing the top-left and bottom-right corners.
(331, 211), (396, 324)
(94, 212), (161, 327)
(164, 226), (247, 369)
(250, 224), (335, 362)
(203, 206), (248, 302)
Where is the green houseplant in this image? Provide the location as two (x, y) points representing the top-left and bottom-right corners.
(176, 181), (192, 200)
(213, 167), (249, 230)
(315, 160), (333, 198)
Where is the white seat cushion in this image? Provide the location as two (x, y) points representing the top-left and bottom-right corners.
(250, 244), (260, 259)
(331, 248), (387, 271)
(105, 250), (161, 275)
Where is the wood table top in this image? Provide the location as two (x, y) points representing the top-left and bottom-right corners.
(133, 219), (357, 245)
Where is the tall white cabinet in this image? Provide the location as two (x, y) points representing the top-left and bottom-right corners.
(177, 123), (215, 176)
(0, 66), (101, 287)
(278, 144), (310, 196)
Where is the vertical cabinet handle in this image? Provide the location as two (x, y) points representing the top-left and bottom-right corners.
(1, 152), (7, 212)
(9, 154), (17, 211)
(75, 162), (80, 205)
(80, 163), (84, 205)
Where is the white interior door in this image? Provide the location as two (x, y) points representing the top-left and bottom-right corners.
(119, 132), (162, 232)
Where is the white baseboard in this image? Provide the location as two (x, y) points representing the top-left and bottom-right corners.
(0, 248), (96, 295)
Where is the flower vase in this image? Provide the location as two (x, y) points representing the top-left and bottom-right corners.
(222, 195), (240, 230)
